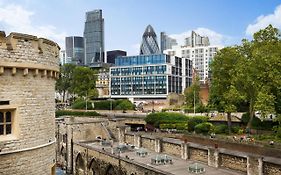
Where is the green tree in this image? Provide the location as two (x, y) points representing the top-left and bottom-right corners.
(234, 25), (281, 129)
(209, 47), (243, 133)
(184, 75), (201, 109)
(72, 66), (98, 98)
(56, 64), (76, 102)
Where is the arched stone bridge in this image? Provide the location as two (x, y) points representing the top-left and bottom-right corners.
(73, 142), (171, 175)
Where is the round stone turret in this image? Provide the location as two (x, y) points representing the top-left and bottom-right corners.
(0, 31), (60, 175)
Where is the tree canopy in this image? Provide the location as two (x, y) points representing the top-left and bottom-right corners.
(209, 24), (281, 129)
(56, 64), (98, 101)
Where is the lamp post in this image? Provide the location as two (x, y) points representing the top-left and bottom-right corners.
(193, 90), (196, 115)
(85, 91), (88, 112)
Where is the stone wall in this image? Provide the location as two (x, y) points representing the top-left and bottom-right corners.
(189, 147), (208, 163)
(125, 134), (134, 145)
(220, 153), (247, 173)
(263, 162), (281, 175)
(162, 141), (181, 157)
(73, 143), (172, 175)
(141, 136), (155, 151)
(0, 32), (59, 174)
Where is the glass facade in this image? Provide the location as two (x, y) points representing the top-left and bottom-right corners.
(65, 36), (84, 65)
(115, 54), (168, 66)
(140, 25), (160, 55)
(84, 9), (104, 65)
(110, 54), (189, 97)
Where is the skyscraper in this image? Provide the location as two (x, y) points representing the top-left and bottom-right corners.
(140, 25), (160, 55)
(83, 9), (104, 66)
(185, 31), (210, 47)
(160, 32), (178, 53)
(65, 36), (84, 65)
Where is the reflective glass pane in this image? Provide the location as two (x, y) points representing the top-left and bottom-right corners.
(0, 112), (3, 123)
(6, 112), (11, 122)
(0, 125), (3, 135)
(6, 124), (12, 134)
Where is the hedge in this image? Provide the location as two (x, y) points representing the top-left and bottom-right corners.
(194, 122), (213, 134)
(55, 110), (100, 117)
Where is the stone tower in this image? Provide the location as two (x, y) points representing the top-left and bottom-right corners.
(0, 32), (60, 174)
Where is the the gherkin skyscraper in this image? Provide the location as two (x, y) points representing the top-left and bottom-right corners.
(140, 25), (160, 55)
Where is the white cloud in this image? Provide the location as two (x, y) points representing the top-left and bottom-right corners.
(246, 4), (281, 35)
(169, 27), (230, 47)
(0, 3), (66, 49)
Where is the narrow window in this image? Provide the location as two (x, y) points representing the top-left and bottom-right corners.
(0, 111), (13, 136)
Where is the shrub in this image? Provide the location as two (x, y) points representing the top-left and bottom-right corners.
(194, 122), (213, 134)
(213, 124), (228, 134)
(187, 116), (209, 132)
(231, 126), (242, 134)
(176, 123), (188, 130)
(145, 112), (189, 128)
(114, 99), (135, 110)
(72, 100), (94, 110)
(55, 110), (100, 117)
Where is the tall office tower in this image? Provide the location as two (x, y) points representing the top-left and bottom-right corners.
(185, 31), (210, 47)
(106, 50), (127, 64)
(140, 25), (160, 55)
(84, 9), (104, 66)
(65, 36), (84, 65)
(59, 50), (67, 65)
(160, 32), (178, 53)
(164, 31), (219, 84)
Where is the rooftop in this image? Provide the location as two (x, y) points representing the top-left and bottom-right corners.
(84, 141), (242, 175)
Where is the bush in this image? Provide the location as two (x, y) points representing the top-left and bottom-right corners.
(72, 100), (94, 110)
(194, 122), (213, 134)
(231, 126), (242, 134)
(159, 123), (188, 130)
(114, 99), (135, 110)
(187, 116), (209, 132)
(145, 112), (189, 128)
(213, 124), (228, 134)
(55, 110), (100, 117)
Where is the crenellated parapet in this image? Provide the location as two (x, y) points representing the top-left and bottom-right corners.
(0, 31), (60, 79)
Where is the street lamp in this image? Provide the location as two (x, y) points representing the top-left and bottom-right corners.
(193, 89), (196, 115)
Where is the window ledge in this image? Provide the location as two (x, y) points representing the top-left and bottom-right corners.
(0, 134), (18, 142)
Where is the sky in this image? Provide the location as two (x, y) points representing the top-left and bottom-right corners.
(0, 0), (281, 55)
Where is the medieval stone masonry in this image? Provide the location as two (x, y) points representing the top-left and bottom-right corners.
(0, 31), (60, 175)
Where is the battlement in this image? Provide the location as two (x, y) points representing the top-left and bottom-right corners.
(0, 31), (60, 78)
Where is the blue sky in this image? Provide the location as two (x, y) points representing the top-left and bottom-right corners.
(0, 0), (281, 55)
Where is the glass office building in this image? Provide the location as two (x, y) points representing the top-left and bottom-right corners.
(65, 36), (84, 65)
(83, 9), (104, 66)
(110, 54), (192, 99)
(140, 25), (160, 55)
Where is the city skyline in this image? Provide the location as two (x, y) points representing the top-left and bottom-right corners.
(0, 0), (280, 55)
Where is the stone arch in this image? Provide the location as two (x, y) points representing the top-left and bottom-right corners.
(88, 158), (100, 175)
(75, 153), (85, 175)
(105, 164), (118, 175)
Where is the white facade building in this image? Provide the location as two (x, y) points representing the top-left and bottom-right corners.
(164, 45), (219, 84)
(164, 31), (220, 84)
